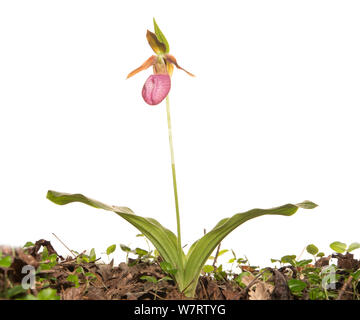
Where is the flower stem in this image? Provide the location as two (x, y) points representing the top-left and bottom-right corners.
(165, 95), (181, 252)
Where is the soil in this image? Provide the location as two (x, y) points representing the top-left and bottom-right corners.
(1, 240), (359, 300)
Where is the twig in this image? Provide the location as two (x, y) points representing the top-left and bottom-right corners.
(337, 276), (353, 300)
(212, 243), (221, 269)
(52, 233), (76, 258)
(297, 246), (306, 262)
(149, 290), (165, 300)
(199, 277), (210, 300)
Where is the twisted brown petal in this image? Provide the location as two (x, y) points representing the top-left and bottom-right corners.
(126, 55), (157, 79)
(164, 54), (195, 77)
(146, 30), (167, 55)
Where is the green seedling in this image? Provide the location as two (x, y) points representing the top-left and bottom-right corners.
(306, 244), (325, 262)
(234, 271), (251, 289)
(120, 242), (155, 266)
(140, 274), (173, 300)
(203, 265), (214, 274)
(89, 248), (96, 262)
(67, 274), (80, 288)
(23, 241), (34, 248)
(106, 244), (116, 256)
(271, 254), (312, 269)
(120, 244), (132, 264)
(330, 241), (360, 254)
(74, 266), (97, 290)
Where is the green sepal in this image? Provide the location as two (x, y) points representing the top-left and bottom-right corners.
(153, 18), (170, 53)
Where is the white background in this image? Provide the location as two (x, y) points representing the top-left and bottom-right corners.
(1, 0), (359, 268)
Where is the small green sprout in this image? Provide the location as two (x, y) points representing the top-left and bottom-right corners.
(106, 244), (116, 256)
(330, 241), (360, 254)
(234, 271), (251, 289)
(67, 274), (80, 288)
(202, 265), (214, 274)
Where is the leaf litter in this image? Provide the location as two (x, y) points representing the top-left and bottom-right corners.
(1, 239), (360, 300)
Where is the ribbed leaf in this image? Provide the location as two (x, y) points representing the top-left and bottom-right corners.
(182, 201), (317, 296)
(46, 191), (183, 275)
(47, 190), (316, 297)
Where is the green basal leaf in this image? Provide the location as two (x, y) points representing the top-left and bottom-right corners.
(182, 201), (317, 297)
(306, 244), (319, 255)
(47, 190), (316, 298)
(330, 241), (347, 253)
(46, 190), (185, 288)
(347, 242), (360, 252)
(46, 190), (132, 213)
(153, 18), (169, 53)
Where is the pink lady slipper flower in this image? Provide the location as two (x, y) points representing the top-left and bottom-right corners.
(126, 18), (194, 105)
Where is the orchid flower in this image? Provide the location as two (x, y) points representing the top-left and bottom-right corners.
(126, 18), (194, 105)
